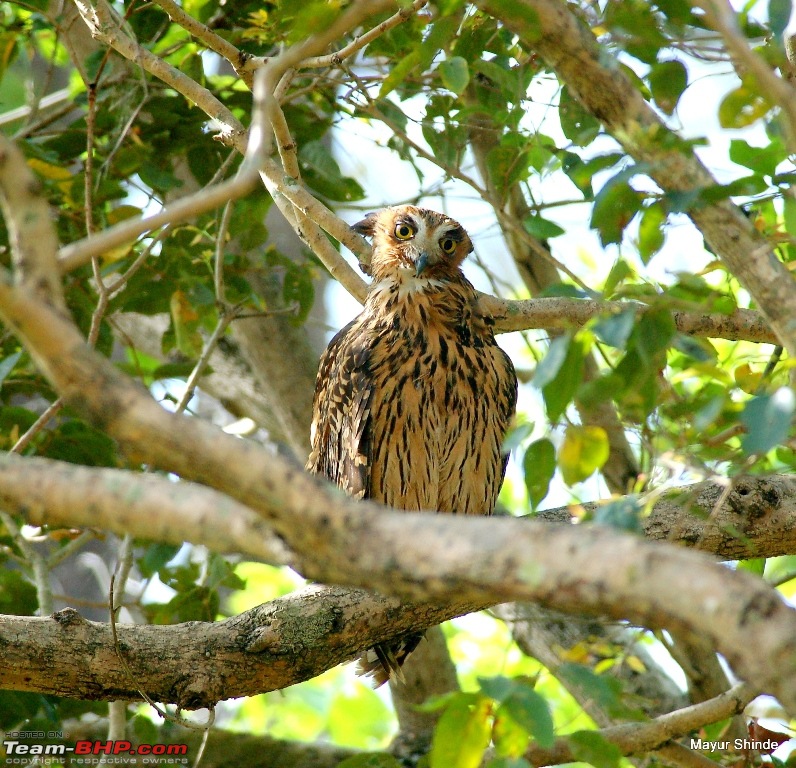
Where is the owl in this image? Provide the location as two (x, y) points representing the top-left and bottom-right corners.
(306, 205), (518, 684)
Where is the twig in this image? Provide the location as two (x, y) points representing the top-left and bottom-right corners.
(10, 398), (64, 454)
(300, 0), (428, 70)
(73, 0), (246, 150)
(174, 310), (238, 414)
(109, 573), (217, 731)
(58, 168), (259, 272)
(150, 0), (252, 84)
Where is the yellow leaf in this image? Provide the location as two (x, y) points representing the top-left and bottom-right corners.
(625, 655), (647, 674)
(734, 363), (762, 394)
(27, 157), (73, 181)
(559, 426), (610, 485)
(107, 205), (143, 225)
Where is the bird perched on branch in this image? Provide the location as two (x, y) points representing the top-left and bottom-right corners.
(306, 205), (518, 685)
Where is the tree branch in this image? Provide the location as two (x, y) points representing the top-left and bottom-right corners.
(1, 260), (795, 710)
(0, 452), (292, 567)
(0, 586), (482, 707)
(523, 682), (755, 766)
(478, 0), (796, 357)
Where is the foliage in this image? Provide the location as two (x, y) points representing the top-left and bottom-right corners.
(1, 0), (795, 766)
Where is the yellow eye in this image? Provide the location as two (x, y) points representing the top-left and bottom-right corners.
(440, 237), (456, 254)
(394, 223), (415, 240)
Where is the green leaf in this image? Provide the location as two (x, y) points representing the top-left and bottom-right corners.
(138, 543), (180, 578)
(769, 0), (791, 36)
(602, 259), (633, 297)
(492, 711), (531, 759)
(533, 334), (571, 389)
(523, 439), (556, 510)
(479, 675), (515, 703)
(430, 693), (493, 768)
(567, 731), (622, 768)
(559, 85), (600, 146)
(729, 138), (782, 177)
(439, 56), (470, 94)
(593, 496), (643, 534)
(299, 141), (365, 202)
(562, 152), (623, 198)
(648, 60), (688, 115)
(559, 425), (609, 485)
(558, 664), (640, 719)
(542, 336), (588, 422)
(633, 308), (676, 361)
(380, 16), (459, 97)
(502, 421), (534, 453)
(672, 333), (717, 362)
(590, 175), (644, 246)
(740, 388), (796, 455)
(0, 570), (37, 616)
(523, 214), (565, 240)
(592, 309), (636, 349)
(0, 350), (22, 387)
(338, 755), (402, 768)
(170, 289), (203, 359)
(46, 420), (119, 468)
(502, 685), (555, 748)
(738, 557), (766, 575)
(638, 202), (666, 264)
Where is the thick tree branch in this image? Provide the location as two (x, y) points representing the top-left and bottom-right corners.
(484, 295), (777, 344)
(0, 452), (293, 567)
(0, 586), (482, 707)
(0, 260), (795, 709)
(479, 0), (796, 356)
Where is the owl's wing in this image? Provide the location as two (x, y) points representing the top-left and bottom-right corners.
(306, 321), (373, 499)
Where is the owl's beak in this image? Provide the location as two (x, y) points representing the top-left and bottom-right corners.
(414, 252), (430, 276)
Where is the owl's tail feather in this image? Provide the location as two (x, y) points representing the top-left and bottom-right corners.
(355, 633), (425, 687)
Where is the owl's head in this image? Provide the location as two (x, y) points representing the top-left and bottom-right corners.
(353, 205), (473, 282)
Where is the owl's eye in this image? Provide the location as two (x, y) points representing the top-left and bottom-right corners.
(440, 237), (456, 254)
(394, 223), (415, 240)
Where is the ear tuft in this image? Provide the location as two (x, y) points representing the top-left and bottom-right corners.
(352, 212), (378, 238)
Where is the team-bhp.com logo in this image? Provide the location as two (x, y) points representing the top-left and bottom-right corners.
(3, 739), (189, 762)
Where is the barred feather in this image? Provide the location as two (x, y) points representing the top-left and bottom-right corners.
(306, 206), (518, 684)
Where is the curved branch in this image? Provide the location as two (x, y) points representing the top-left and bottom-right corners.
(524, 682), (755, 766)
(74, 0), (245, 149)
(0, 452), (292, 567)
(1, 274), (796, 711)
(0, 586), (482, 707)
(483, 295), (777, 343)
(57, 168), (259, 272)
